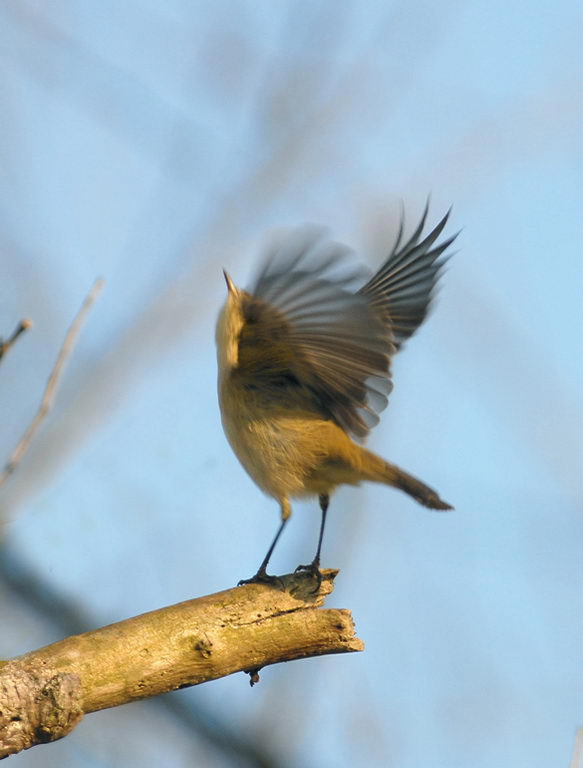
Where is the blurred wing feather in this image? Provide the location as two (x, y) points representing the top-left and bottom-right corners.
(238, 228), (393, 440)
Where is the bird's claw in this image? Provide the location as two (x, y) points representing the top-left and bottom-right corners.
(238, 571), (285, 590)
(294, 561), (323, 592)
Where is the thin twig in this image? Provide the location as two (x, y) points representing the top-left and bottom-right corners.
(0, 279), (104, 487)
(0, 319), (33, 361)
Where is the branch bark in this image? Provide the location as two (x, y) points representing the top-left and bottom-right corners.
(0, 569), (363, 759)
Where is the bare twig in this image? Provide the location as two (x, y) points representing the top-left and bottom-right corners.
(0, 319), (32, 362)
(0, 279), (104, 487)
(0, 569), (363, 758)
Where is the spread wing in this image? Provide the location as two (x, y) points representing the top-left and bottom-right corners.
(237, 210), (455, 440)
(359, 202), (458, 349)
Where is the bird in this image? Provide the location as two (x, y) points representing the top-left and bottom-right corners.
(216, 203), (457, 586)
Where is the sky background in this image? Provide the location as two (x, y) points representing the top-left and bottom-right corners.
(1, 2), (582, 767)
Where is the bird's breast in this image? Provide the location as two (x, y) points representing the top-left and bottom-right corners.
(218, 374), (342, 500)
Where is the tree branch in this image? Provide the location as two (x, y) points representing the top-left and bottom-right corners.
(0, 543), (282, 768)
(0, 569), (363, 759)
(0, 319), (32, 362)
(0, 279), (103, 487)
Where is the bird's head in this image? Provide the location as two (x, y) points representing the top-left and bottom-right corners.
(216, 270), (246, 374)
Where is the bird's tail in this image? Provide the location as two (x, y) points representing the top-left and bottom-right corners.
(361, 449), (453, 510)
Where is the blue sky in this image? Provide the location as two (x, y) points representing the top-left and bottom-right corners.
(1, 2), (582, 767)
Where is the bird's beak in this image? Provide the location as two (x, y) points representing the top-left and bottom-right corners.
(223, 269), (236, 294)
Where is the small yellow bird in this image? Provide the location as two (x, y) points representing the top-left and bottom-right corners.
(216, 204), (456, 585)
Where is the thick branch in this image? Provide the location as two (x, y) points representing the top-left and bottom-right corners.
(0, 570), (363, 758)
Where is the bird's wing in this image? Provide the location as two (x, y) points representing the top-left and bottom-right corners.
(238, 209), (456, 441)
(237, 226), (393, 441)
(359, 202), (458, 349)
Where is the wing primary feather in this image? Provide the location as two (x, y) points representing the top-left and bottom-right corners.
(369, 234), (457, 296)
(370, 208), (452, 283)
(391, 200), (406, 255)
(358, 207), (457, 349)
(398, 197), (430, 254)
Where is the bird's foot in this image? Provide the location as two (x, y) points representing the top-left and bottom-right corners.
(238, 569), (285, 590)
(294, 560), (323, 592)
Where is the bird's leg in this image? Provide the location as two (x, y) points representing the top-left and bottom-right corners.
(238, 499), (290, 588)
(312, 493), (329, 570)
(295, 494), (329, 590)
